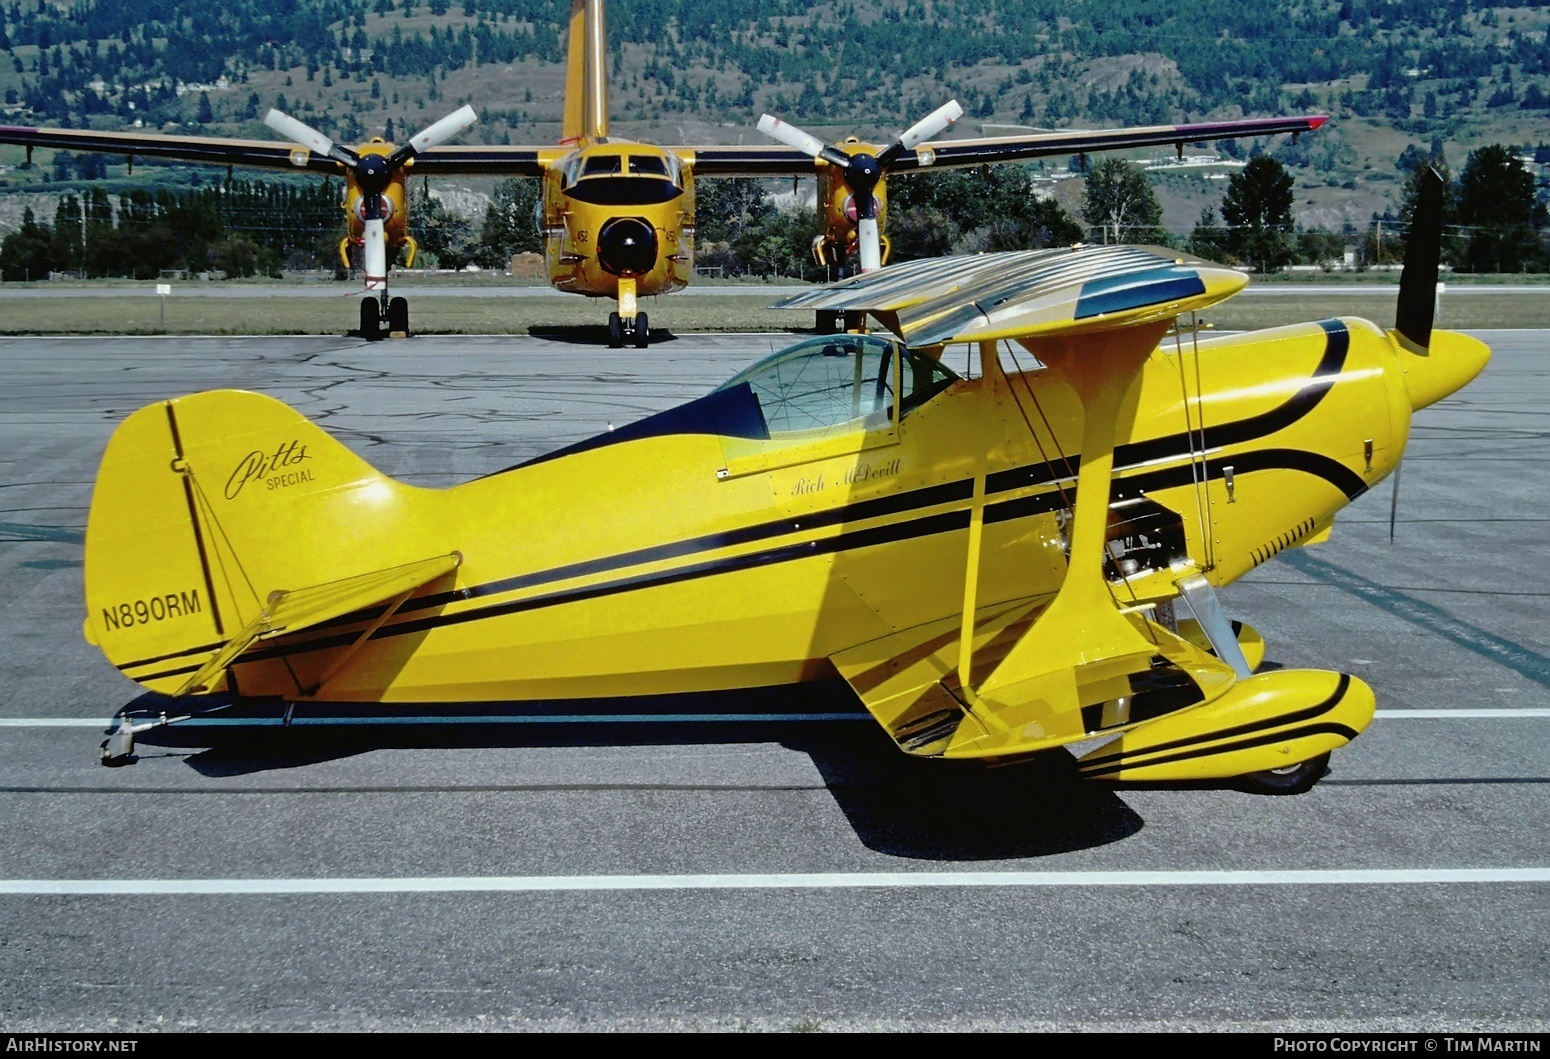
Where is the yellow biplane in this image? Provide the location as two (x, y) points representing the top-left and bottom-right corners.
(87, 171), (1486, 791)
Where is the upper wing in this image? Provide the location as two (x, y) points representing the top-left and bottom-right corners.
(771, 244), (1247, 347)
(679, 114), (1326, 176)
(0, 124), (553, 178)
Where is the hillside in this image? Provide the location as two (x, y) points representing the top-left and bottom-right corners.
(0, 0), (1545, 237)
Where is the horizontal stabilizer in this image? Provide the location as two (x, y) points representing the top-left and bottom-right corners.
(771, 245), (1246, 347)
(175, 553), (461, 696)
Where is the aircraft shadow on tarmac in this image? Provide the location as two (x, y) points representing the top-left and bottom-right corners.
(521, 325), (679, 346)
(113, 682), (1145, 861)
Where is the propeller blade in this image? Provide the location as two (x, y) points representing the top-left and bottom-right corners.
(387, 104), (479, 169)
(264, 109), (356, 167)
(756, 114), (853, 169)
(1395, 166), (1445, 354)
(877, 99), (964, 167)
(1388, 459), (1403, 543)
(406, 104), (479, 155)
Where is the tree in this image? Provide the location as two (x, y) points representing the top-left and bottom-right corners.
(887, 166), (1080, 261)
(694, 177), (773, 245)
(475, 178), (540, 268)
(1453, 144), (1546, 273)
(49, 194), (82, 271)
(1187, 207), (1231, 262)
(731, 207), (821, 280)
(411, 191), (476, 270)
(1080, 158), (1166, 246)
(1221, 156), (1296, 273)
(0, 207), (55, 280)
(196, 91), (214, 125)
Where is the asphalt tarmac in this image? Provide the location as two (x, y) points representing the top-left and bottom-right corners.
(0, 328), (1546, 1032)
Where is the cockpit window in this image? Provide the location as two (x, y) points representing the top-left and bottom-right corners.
(581, 155), (622, 177)
(628, 155), (668, 176)
(716, 334), (958, 436)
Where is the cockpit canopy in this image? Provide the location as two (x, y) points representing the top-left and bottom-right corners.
(559, 148), (685, 206)
(717, 333), (958, 437)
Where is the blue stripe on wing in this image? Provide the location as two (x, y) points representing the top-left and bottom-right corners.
(1074, 266), (1207, 320)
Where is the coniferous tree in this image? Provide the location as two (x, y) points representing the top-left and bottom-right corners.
(1453, 144), (1546, 273)
(1221, 156), (1296, 273)
(475, 178), (540, 268)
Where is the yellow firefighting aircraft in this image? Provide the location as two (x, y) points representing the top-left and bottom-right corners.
(0, 0), (1326, 346)
(88, 170), (1486, 794)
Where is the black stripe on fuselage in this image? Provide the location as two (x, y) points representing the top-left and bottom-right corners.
(1113, 318), (1350, 469)
(120, 322), (1362, 679)
(1077, 719), (1363, 779)
(227, 509), (975, 668)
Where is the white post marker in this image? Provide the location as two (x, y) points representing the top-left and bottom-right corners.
(156, 282), (171, 329)
(1436, 280), (1445, 326)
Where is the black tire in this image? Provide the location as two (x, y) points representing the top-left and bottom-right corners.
(633, 311), (649, 348)
(607, 312), (624, 348)
(1241, 752), (1331, 795)
(359, 298), (380, 340)
(387, 296), (409, 335)
(816, 309), (842, 333)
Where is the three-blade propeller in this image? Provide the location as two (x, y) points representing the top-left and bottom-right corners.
(757, 100), (964, 273)
(263, 105), (478, 288)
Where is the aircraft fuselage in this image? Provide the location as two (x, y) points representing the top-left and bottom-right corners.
(98, 319), (1477, 711)
(541, 141), (695, 301)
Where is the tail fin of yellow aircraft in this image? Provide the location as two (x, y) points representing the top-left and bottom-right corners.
(83, 391), (459, 697)
(562, 0), (609, 143)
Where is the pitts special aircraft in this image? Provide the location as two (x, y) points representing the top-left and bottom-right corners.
(0, 0), (1328, 346)
(87, 171), (1486, 793)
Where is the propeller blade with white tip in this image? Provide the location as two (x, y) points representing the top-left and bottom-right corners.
(400, 104), (479, 159)
(878, 99), (964, 165)
(264, 109), (356, 167)
(756, 114), (853, 169)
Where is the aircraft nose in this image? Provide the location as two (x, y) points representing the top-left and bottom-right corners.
(1400, 331), (1491, 411)
(597, 217), (658, 277)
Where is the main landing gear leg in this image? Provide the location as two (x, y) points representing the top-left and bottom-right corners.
(609, 278), (649, 349)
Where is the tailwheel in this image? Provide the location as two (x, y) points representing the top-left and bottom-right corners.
(1240, 752), (1331, 796)
(607, 312), (624, 348)
(359, 297), (381, 341)
(387, 296), (410, 337)
(633, 311), (649, 349)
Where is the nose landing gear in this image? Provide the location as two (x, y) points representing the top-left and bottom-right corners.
(607, 310), (649, 349)
(359, 293), (411, 340)
(607, 276), (650, 348)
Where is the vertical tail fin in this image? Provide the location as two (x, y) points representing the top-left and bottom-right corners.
(83, 391), (453, 696)
(562, 0), (609, 143)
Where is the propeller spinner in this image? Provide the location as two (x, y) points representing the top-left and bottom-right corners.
(757, 100), (964, 273)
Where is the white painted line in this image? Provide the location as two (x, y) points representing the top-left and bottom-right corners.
(1, 868), (1547, 896)
(3, 708), (1548, 729)
(1377, 709), (1550, 718)
(0, 719), (114, 727)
